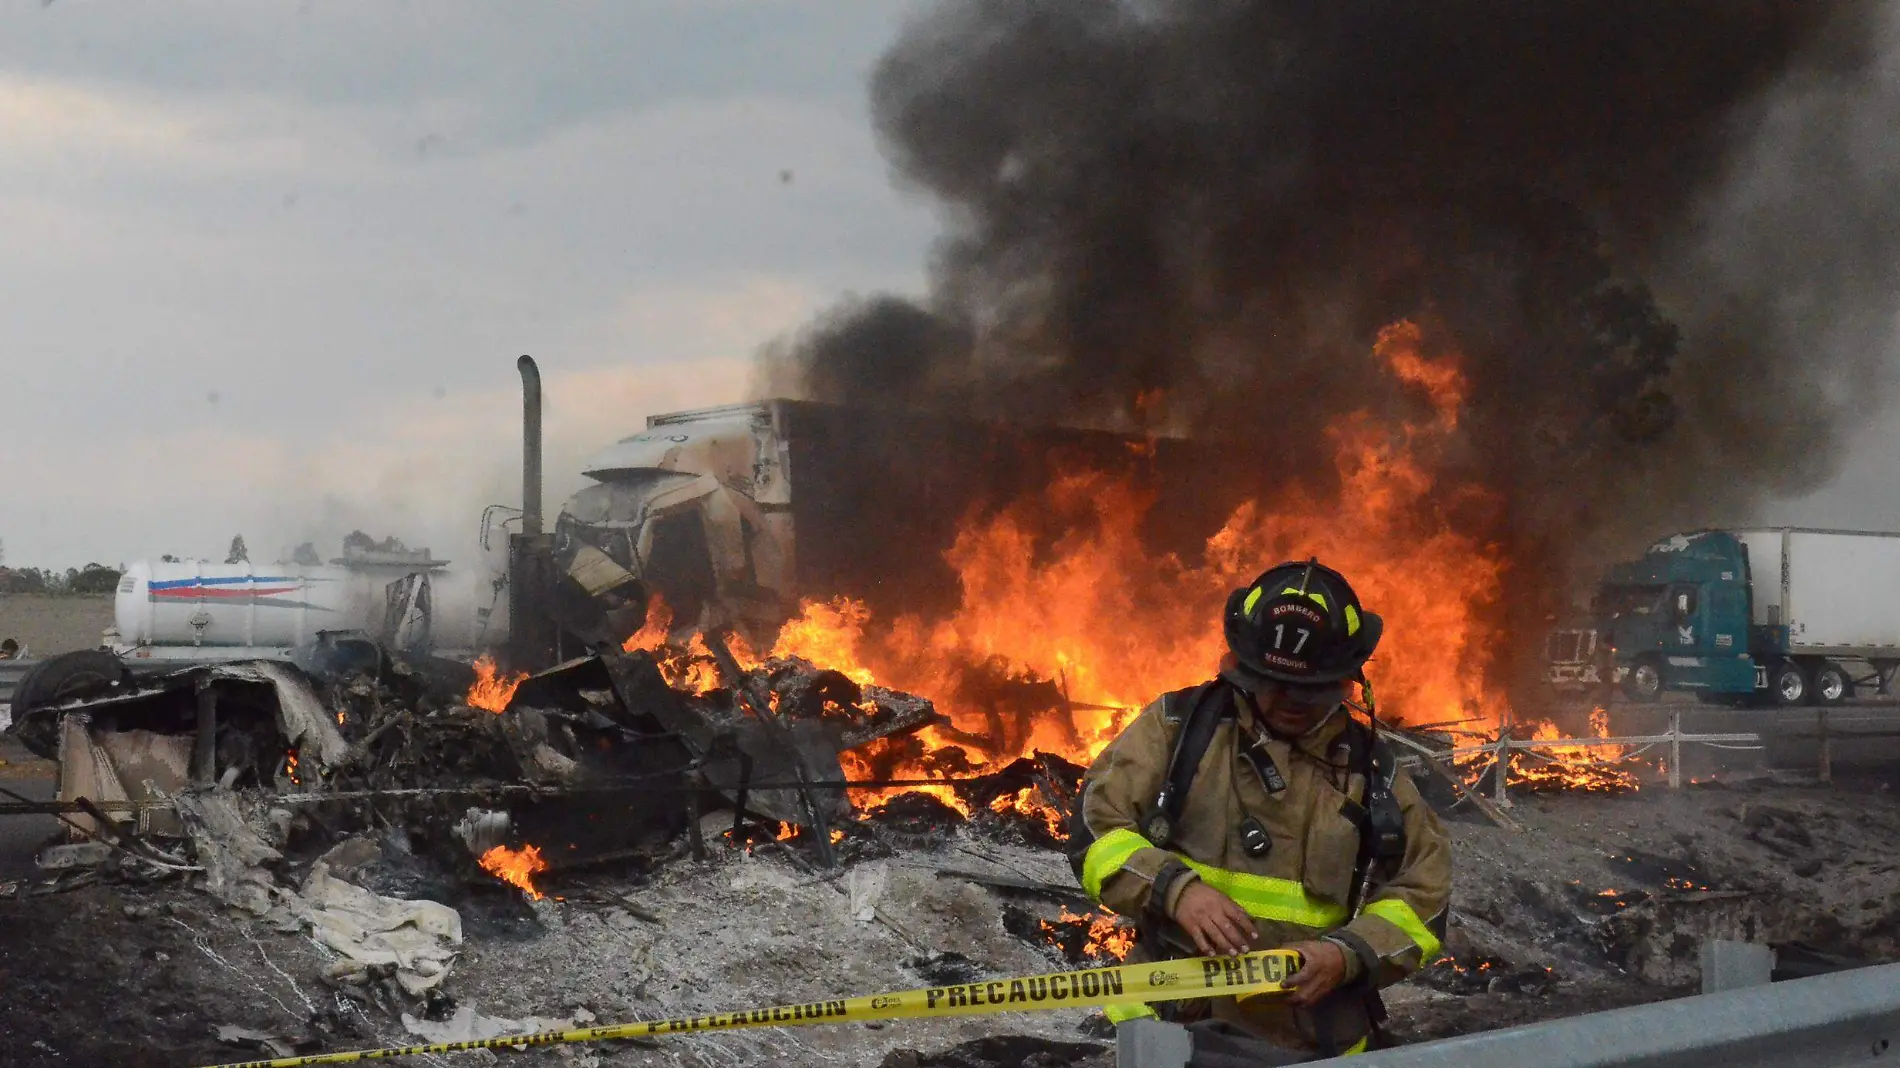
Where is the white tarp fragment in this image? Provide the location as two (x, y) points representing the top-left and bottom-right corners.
(176, 792), (464, 996)
(297, 860), (463, 995)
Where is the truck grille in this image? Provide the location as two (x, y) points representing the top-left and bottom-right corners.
(1546, 630), (1595, 664)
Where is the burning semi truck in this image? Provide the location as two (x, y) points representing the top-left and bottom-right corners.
(6, 358), (1247, 726)
(539, 397), (1244, 656)
(1546, 528), (1900, 707)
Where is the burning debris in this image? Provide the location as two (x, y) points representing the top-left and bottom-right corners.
(478, 844), (550, 901)
(1037, 908), (1135, 964)
(466, 654), (526, 714)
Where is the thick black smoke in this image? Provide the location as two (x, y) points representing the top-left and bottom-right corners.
(763, 1), (1899, 687)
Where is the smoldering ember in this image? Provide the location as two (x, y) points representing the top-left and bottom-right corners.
(5, 3), (1900, 1068)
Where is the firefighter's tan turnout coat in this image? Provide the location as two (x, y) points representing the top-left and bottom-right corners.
(1072, 684), (1451, 1052)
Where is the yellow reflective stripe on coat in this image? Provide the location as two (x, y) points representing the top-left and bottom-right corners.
(1081, 828), (1153, 899)
(1081, 829), (1347, 929)
(1181, 859), (1347, 928)
(1360, 899), (1443, 959)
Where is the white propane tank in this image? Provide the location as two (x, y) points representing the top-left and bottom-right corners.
(116, 561), (370, 648)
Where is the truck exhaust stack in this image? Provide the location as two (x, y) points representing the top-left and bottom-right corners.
(506, 354), (558, 668)
(518, 355), (543, 538)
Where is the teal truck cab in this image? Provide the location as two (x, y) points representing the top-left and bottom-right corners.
(1547, 528), (1900, 706)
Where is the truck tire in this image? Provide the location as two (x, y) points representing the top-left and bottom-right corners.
(1770, 660), (1809, 707)
(1810, 660), (1851, 706)
(6, 649), (130, 759)
(1623, 658), (1664, 703)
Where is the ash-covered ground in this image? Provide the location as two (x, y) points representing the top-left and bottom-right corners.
(3, 746), (1897, 1068)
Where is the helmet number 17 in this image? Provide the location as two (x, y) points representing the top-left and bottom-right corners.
(1275, 625), (1312, 654)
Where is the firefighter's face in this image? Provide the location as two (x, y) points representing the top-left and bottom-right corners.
(1255, 679), (1347, 736)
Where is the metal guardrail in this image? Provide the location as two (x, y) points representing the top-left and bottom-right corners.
(1124, 961), (1899, 1066)
(1309, 961), (1900, 1068)
(0, 657), (32, 713)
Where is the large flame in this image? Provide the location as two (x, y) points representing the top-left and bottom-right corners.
(759, 321), (1509, 779)
(478, 843), (550, 900)
(622, 319), (1633, 810)
(467, 654), (528, 714)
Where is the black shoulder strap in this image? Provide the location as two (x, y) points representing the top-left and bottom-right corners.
(1342, 719), (1409, 915)
(1145, 681), (1231, 846)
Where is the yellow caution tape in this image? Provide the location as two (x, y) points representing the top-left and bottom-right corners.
(202, 949), (1301, 1067)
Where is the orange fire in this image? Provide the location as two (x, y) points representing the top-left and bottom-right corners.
(623, 594), (675, 654)
(283, 748), (301, 786)
(622, 597), (729, 695)
(478, 843), (550, 900)
(746, 321), (1511, 784)
(1503, 706), (1639, 792)
(1041, 907), (1136, 961)
(467, 654), (527, 713)
(989, 786), (1067, 839)
(772, 599), (877, 687)
(840, 742), (974, 816)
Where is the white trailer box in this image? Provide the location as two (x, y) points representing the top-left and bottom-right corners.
(1732, 528), (1900, 655)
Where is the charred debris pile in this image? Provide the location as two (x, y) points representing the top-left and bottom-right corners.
(5, 635), (1122, 1006)
(5, 631), (1732, 1063)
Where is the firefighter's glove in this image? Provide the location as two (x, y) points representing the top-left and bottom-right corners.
(1169, 882), (1255, 957)
(1282, 940), (1350, 1007)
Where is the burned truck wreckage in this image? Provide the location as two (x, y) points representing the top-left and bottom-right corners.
(2, 354), (1242, 881)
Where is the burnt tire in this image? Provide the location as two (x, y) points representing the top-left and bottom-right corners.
(1811, 661), (1851, 706)
(1770, 660), (1809, 708)
(1623, 659), (1664, 703)
(6, 650), (130, 759)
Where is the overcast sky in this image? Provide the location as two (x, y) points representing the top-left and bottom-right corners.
(0, 2), (934, 571)
(1, 2), (1895, 574)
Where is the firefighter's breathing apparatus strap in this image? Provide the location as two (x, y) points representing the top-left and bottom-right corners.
(195, 950), (1302, 1068)
(1143, 680), (1222, 844)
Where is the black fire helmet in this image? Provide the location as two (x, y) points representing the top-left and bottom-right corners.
(1222, 558), (1383, 686)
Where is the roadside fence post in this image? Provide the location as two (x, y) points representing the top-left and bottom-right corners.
(1668, 709), (1682, 790)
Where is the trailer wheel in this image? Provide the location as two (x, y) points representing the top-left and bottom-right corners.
(6, 649), (130, 759)
(1810, 660), (1851, 706)
(1770, 660), (1809, 707)
(1623, 659), (1664, 703)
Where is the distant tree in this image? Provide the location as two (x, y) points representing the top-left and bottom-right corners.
(0, 567), (48, 594)
(226, 535), (250, 565)
(68, 563), (123, 594)
(291, 542), (322, 567)
(161, 554), (180, 564)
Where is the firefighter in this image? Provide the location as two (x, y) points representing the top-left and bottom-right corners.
(1069, 559), (1450, 1059)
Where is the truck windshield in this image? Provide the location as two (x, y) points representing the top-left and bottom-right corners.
(1594, 584), (1665, 617)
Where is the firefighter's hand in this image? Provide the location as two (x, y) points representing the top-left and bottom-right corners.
(1169, 882), (1255, 957)
(1282, 940), (1348, 1007)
